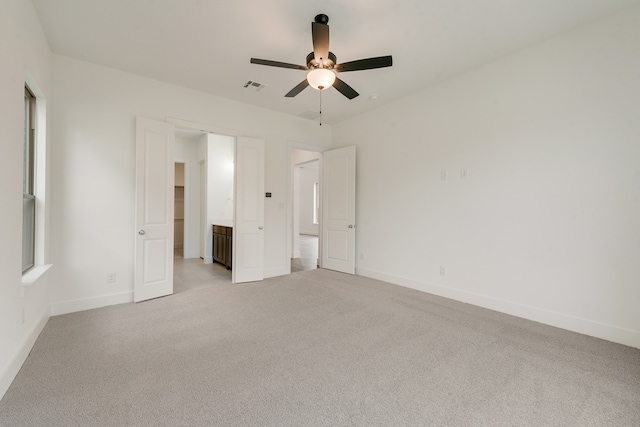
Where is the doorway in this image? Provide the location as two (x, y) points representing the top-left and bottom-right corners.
(290, 148), (322, 272)
(173, 128), (234, 291)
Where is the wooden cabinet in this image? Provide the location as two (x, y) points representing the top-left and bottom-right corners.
(212, 225), (232, 269)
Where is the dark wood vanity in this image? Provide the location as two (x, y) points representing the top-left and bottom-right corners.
(212, 224), (232, 269)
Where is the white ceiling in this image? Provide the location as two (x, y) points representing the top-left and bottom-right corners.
(32, 0), (639, 124)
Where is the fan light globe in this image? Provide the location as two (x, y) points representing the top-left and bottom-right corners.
(307, 68), (336, 90)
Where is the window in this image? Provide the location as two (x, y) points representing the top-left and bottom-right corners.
(23, 86), (36, 273)
(313, 182), (319, 225)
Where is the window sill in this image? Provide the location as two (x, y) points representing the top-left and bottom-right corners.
(21, 264), (52, 297)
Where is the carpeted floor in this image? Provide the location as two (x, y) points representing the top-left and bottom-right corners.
(1, 269), (638, 426)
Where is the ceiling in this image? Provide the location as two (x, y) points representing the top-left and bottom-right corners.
(32, 0), (638, 125)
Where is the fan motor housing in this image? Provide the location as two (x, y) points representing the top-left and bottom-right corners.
(306, 51), (337, 69)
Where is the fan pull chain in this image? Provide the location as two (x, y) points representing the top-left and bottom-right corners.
(319, 89), (323, 126)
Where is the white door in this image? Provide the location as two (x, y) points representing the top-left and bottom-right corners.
(233, 137), (265, 283)
(322, 146), (356, 274)
(134, 117), (175, 302)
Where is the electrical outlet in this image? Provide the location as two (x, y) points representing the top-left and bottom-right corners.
(441, 170), (447, 181)
(107, 273), (116, 283)
(460, 168), (468, 179)
(439, 266), (447, 276)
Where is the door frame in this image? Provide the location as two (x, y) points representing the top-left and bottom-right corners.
(166, 118), (244, 280)
(287, 142), (325, 274)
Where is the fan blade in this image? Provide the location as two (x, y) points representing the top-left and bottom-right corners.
(335, 55), (393, 72)
(333, 77), (359, 99)
(311, 22), (330, 64)
(285, 79), (310, 97)
(250, 58), (308, 70)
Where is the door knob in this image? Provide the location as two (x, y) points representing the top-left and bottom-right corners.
(138, 230), (146, 235)
(258, 226), (264, 230)
(348, 224), (354, 229)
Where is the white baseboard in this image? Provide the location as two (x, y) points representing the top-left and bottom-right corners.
(0, 305), (50, 400)
(203, 257), (213, 264)
(50, 291), (133, 316)
(356, 266), (640, 349)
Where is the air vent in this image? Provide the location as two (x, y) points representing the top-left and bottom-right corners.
(243, 81), (266, 91)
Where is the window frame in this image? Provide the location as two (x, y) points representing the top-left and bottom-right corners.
(22, 86), (36, 273)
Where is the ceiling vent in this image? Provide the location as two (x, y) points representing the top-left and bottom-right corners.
(243, 81), (266, 91)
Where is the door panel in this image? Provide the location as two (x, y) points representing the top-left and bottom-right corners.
(322, 146), (356, 274)
(143, 239), (169, 283)
(233, 137), (265, 283)
(134, 117), (175, 302)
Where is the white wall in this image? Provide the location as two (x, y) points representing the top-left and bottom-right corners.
(0, 0), (53, 398)
(333, 6), (640, 348)
(200, 133), (235, 263)
(48, 54), (331, 314)
(207, 134), (235, 222)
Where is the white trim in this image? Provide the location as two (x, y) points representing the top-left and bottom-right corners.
(0, 305), (49, 400)
(166, 117), (242, 137)
(356, 266), (640, 349)
(50, 291), (133, 316)
(300, 229), (319, 236)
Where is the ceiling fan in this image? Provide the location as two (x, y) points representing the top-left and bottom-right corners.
(250, 14), (392, 100)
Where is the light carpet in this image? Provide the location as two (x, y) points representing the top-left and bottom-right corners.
(1, 269), (638, 426)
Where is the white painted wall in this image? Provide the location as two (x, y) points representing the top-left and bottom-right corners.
(208, 134), (235, 223)
(0, 0), (53, 398)
(200, 133), (235, 263)
(48, 54), (331, 313)
(333, 6), (640, 348)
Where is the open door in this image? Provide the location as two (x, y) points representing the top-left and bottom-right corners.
(134, 117), (175, 302)
(233, 137), (265, 283)
(322, 146), (356, 274)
